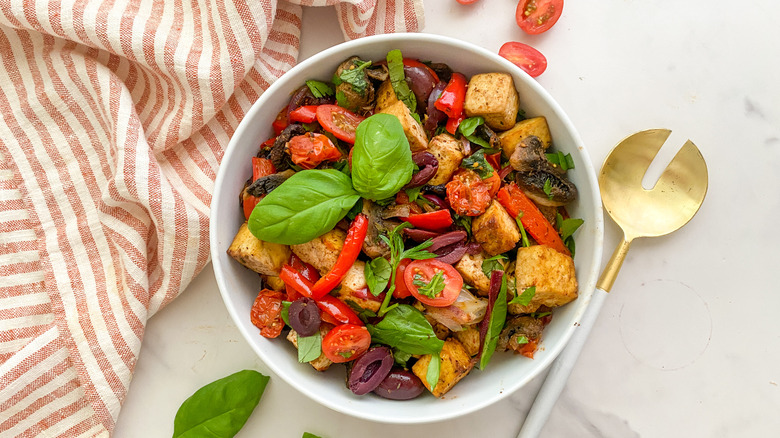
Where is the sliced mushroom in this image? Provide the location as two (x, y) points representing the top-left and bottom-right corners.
(361, 199), (402, 258)
(268, 123), (306, 171)
(245, 170), (295, 198)
(475, 124), (502, 150)
(335, 56), (376, 114)
(497, 316), (544, 352)
(510, 136), (578, 207)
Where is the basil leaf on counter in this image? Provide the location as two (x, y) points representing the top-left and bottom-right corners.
(479, 273), (508, 370)
(387, 49), (416, 112)
(303, 434), (323, 438)
(172, 370), (269, 438)
(365, 257), (392, 297)
(297, 331), (322, 363)
(426, 353), (441, 392)
(248, 169), (360, 245)
(367, 304), (444, 355)
(351, 114), (414, 201)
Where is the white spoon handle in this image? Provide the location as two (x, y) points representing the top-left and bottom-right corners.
(516, 286), (610, 438)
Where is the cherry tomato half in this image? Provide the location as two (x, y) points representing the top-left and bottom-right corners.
(445, 169), (493, 217)
(322, 324), (371, 363)
(515, 0), (563, 35)
(250, 289), (285, 338)
(499, 42), (548, 78)
(287, 133), (342, 169)
(393, 259), (413, 299)
(403, 260), (463, 307)
(316, 104), (365, 144)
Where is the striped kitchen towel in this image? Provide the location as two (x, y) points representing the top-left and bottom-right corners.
(0, 0), (424, 436)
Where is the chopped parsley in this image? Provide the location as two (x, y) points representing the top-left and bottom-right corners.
(305, 80), (334, 98)
(508, 285), (536, 306)
(546, 150), (575, 171)
(461, 149), (495, 179)
(413, 271), (446, 299)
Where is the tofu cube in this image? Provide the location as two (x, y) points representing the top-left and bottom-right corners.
(463, 73), (519, 131)
(412, 338), (475, 397)
(472, 200), (520, 256)
(426, 133), (465, 185)
(334, 260), (382, 313)
(499, 116), (553, 158)
(452, 326), (481, 357)
(455, 251), (492, 296)
(378, 101), (429, 152)
(227, 222), (291, 276)
(261, 275), (286, 292)
(509, 245), (578, 314)
(375, 80), (400, 111)
(286, 324), (334, 372)
(291, 228), (346, 276)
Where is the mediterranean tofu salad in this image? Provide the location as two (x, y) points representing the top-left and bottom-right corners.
(227, 50), (583, 400)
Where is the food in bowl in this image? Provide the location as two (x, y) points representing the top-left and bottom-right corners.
(226, 48), (584, 400)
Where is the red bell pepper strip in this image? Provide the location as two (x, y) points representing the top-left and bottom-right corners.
(403, 209), (453, 231)
(496, 183), (570, 255)
(288, 105), (319, 123)
(309, 214), (369, 299)
(317, 295), (363, 326)
(244, 158), (276, 220)
(285, 254), (319, 301)
(435, 72), (467, 119)
(272, 107), (288, 135)
(445, 114), (464, 135)
(279, 264), (315, 299)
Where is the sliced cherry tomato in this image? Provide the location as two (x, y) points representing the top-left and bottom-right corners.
(287, 133), (342, 170)
(243, 195), (260, 221)
(316, 104), (365, 144)
(261, 137), (276, 148)
(393, 259), (413, 299)
(435, 73), (467, 119)
(445, 168), (493, 216)
(499, 42), (548, 78)
(484, 171), (501, 197)
(515, 0), (563, 35)
(486, 153), (501, 171)
(317, 295), (363, 326)
(404, 210), (453, 231)
(288, 105), (319, 123)
(250, 289), (285, 338)
(272, 107), (288, 135)
(322, 324), (371, 363)
(252, 157), (276, 182)
(403, 260), (463, 307)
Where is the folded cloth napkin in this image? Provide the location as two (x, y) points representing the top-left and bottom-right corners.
(0, 0), (424, 435)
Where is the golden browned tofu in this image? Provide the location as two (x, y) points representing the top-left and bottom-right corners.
(286, 325), (334, 372)
(426, 133), (465, 185)
(375, 80), (400, 111)
(261, 275), (286, 291)
(472, 200), (520, 256)
(227, 222), (291, 276)
(291, 228), (346, 276)
(509, 245), (578, 314)
(378, 101), (428, 152)
(454, 251), (492, 296)
(463, 73), (519, 131)
(499, 116), (552, 158)
(334, 260), (381, 313)
(452, 326), (481, 357)
(412, 338), (475, 397)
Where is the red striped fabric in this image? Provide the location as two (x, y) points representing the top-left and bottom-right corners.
(0, 0), (424, 435)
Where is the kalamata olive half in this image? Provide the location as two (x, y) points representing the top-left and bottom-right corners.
(404, 65), (438, 109)
(288, 297), (321, 337)
(348, 346), (393, 395)
(424, 82), (448, 134)
(373, 368), (425, 400)
(404, 152), (439, 189)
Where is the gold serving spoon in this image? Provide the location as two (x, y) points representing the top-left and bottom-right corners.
(518, 129), (708, 437)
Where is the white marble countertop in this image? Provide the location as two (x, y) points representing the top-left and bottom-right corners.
(114, 1), (780, 437)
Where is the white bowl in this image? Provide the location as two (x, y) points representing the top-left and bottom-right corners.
(210, 33), (603, 424)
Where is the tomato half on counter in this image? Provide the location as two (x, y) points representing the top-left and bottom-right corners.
(322, 324), (371, 363)
(498, 42), (548, 78)
(403, 260), (462, 307)
(515, 0), (563, 35)
(316, 104), (365, 144)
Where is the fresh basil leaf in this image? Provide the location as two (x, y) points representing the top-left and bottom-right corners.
(543, 178), (553, 199)
(546, 151), (575, 172)
(172, 370), (269, 438)
(365, 257), (392, 297)
(560, 218), (584, 241)
(351, 114), (414, 201)
(405, 185), (422, 202)
(297, 331), (322, 363)
(453, 214), (472, 238)
(387, 49), (416, 112)
(413, 271), (445, 299)
(565, 153), (575, 170)
(338, 59), (371, 95)
(481, 254), (508, 278)
(302, 433), (323, 438)
(426, 353), (441, 392)
(460, 149), (494, 179)
(516, 213), (531, 247)
(305, 80), (333, 98)
(479, 274), (508, 370)
(367, 304), (444, 355)
(410, 111), (422, 124)
(346, 198), (363, 221)
(248, 169), (360, 245)
(516, 108), (526, 122)
(466, 135), (492, 149)
(335, 90), (349, 108)
(458, 116), (484, 137)
(393, 348), (412, 366)
(281, 301), (291, 326)
(530, 311), (552, 319)
(508, 285), (536, 306)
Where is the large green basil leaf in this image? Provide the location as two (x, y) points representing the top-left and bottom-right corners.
(367, 304), (444, 355)
(479, 274), (508, 370)
(248, 169), (360, 245)
(351, 114), (414, 201)
(172, 370), (269, 438)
